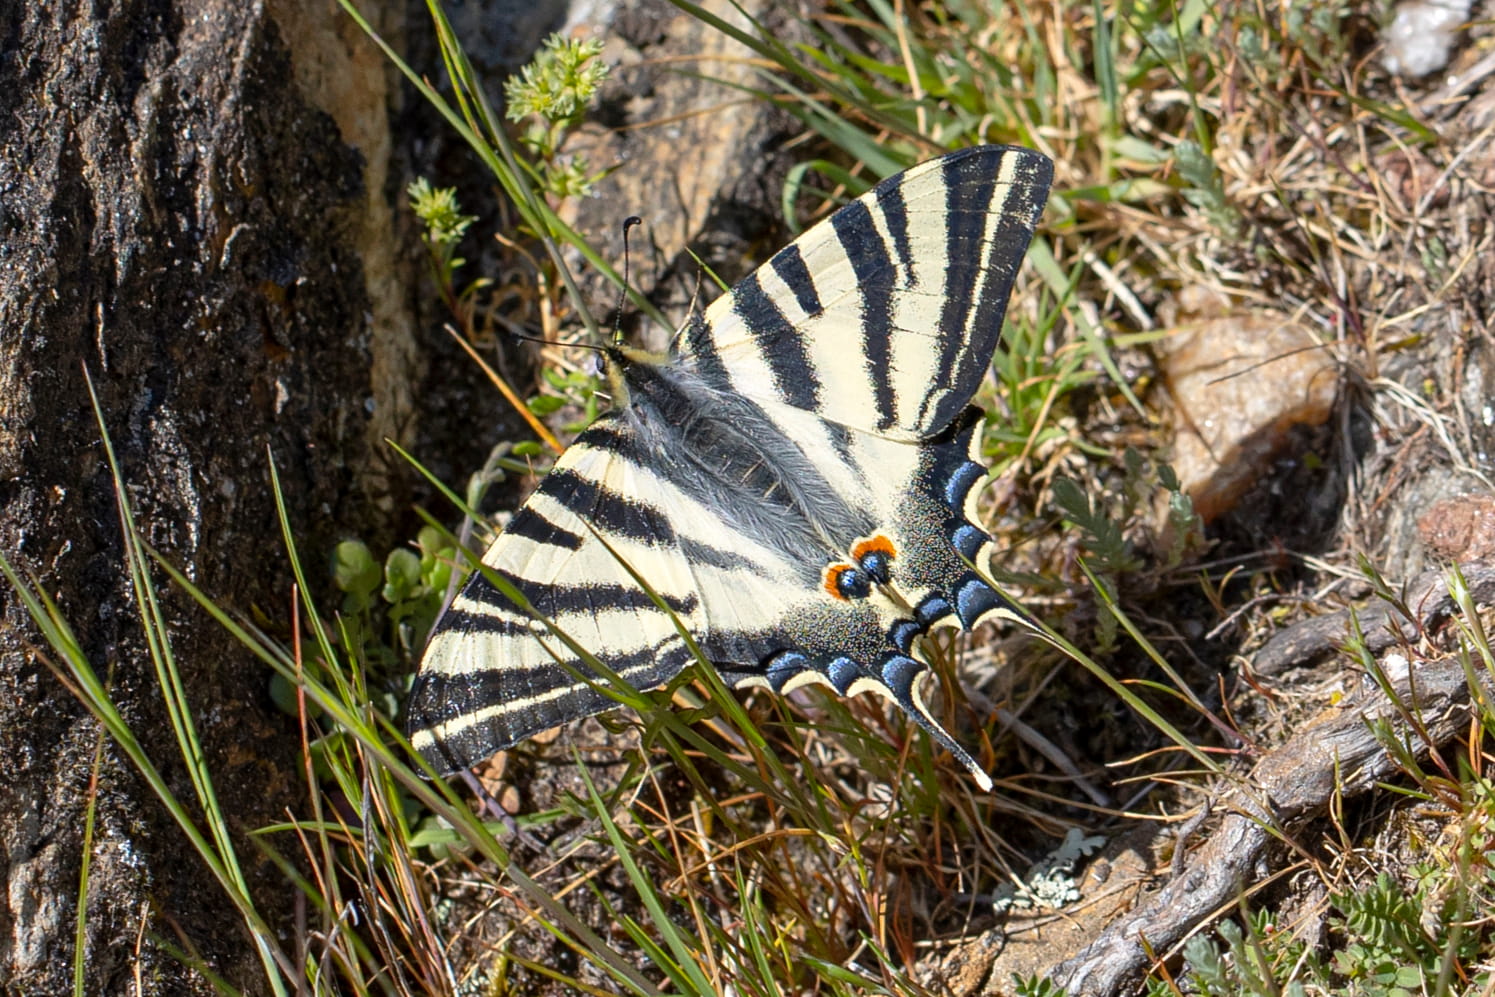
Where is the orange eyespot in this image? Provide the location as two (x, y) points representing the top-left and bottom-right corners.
(823, 563), (871, 601)
(852, 535), (897, 561)
(852, 535), (896, 585)
(824, 564), (849, 600)
(825, 537), (897, 600)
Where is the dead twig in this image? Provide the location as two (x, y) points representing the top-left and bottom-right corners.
(1047, 563), (1494, 995)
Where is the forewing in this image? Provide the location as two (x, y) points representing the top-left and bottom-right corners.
(407, 416), (703, 774)
(676, 146), (1052, 441)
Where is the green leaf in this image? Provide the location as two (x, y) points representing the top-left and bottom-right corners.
(383, 548), (423, 603)
(331, 540), (380, 604)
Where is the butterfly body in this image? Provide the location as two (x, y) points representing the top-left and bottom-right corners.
(410, 146), (1054, 790)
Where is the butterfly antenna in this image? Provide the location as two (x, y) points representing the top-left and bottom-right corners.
(611, 215), (643, 347)
(504, 328), (605, 360)
(668, 270), (707, 353)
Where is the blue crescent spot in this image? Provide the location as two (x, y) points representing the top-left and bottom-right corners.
(827, 656), (861, 693)
(955, 576), (1001, 628)
(888, 619), (921, 654)
(878, 655), (923, 697)
(951, 523), (987, 560)
(916, 594), (953, 628)
(767, 651), (811, 690)
(944, 461), (985, 508)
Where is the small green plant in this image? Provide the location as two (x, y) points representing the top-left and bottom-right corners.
(408, 178), (477, 283)
(1326, 860), (1493, 996)
(270, 530), (451, 707)
(1172, 139), (1240, 238)
(527, 363), (605, 436)
(333, 528), (454, 661)
(1139, 853), (1495, 997)
(1331, 874), (1431, 992)
(1163, 912), (1321, 997)
(408, 178), (491, 327)
(504, 32), (609, 198)
(1284, 1), (1353, 62)
(405, 35), (620, 463)
(1049, 449), (1205, 652)
(1150, 459), (1205, 573)
(1014, 974), (1070, 997)
(1051, 476), (1139, 578)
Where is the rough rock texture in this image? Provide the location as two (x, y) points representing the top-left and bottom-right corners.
(0, 1), (428, 991)
(563, 0), (804, 344)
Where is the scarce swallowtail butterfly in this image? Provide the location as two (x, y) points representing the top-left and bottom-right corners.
(408, 145), (1053, 792)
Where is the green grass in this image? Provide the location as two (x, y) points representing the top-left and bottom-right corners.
(6, 0), (1491, 992)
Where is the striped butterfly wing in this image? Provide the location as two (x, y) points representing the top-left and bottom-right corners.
(408, 402), (919, 772)
(678, 146), (1053, 439)
(408, 406), (997, 779)
(691, 399), (1023, 789)
(408, 145), (1052, 788)
(408, 427), (704, 771)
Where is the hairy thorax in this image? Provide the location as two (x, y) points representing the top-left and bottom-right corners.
(612, 347), (873, 568)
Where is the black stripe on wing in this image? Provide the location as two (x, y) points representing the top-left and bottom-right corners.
(830, 200), (898, 432)
(541, 466), (677, 546)
(506, 505), (584, 551)
(535, 580), (698, 619)
(444, 568), (700, 631)
(431, 605), (530, 637)
(769, 243), (824, 320)
(732, 269), (820, 411)
(408, 638), (697, 771)
(872, 167), (915, 277)
(678, 536), (764, 575)
(924, 150), (1052, 432)
(932, 156), (999, 417)
(823, 418), (857, 468)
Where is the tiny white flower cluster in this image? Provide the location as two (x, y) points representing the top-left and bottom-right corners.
(1382, 0), (1472, 77)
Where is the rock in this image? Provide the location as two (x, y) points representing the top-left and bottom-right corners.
(1158, 311), (1339, 524)
(0, 2), (496, 991)
(1419, 493), (1495, 560)
(1381, 0), (1471, 78)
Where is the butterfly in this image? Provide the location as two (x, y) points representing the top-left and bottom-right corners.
(408, 145), (1053, 791)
